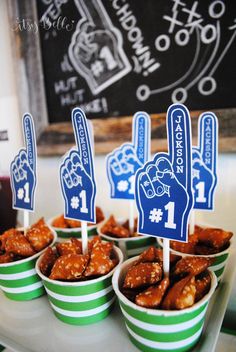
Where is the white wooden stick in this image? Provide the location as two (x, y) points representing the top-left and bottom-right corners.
(163, 238), (170, 277)
(129, 200), (134, 234)
(81, 221), (88, 254)
(189, 210), (195, 235)
(23, 210), (29, 235)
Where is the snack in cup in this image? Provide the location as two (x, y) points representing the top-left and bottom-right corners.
(98, 215), (157, 259)
(36, 236), (123, 325)
(112, 247), (217, 352)
(168, 225), (233, 283)
(49, 206), (105, 239)
(0, 218), (57, 300)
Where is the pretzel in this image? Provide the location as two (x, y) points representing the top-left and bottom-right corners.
(100, 215), (132, 238)
(135, 277), (170, 308)
(65, 218), (82, 228)
(170, 233), (198, 254)
(0, 252), (15, 264)
(123, 262), (162, 289)
(134, 247), (180, 267)
(95, 206), (105, 223)
(5, 233), (35, 257)
(39, 247), (58, 277)
(134, 246), (157, 264)
(84, 241), (116, 277)
(121, 218), (138, 234)
(197, 228), (233, 250)
(52, 207), (104, 229)
(49, 253), (89, 280)
(26, 218), (54, 252)
(172, 256), (213, 277)
(170, 226), (233, 255)
(52, 215), (67, 228)
(162, 275), (196, 310)
(121, 287), (144, 303)
(56, 239), (82, 256)
(195, 245), (219, 255)
(88, 235), (102, 252)
(100, 215), (117, 233)
(195, 271), (211, 302)
(0, 228), (22, 251)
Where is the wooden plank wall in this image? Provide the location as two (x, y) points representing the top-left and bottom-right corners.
(37, 108), (236, 156)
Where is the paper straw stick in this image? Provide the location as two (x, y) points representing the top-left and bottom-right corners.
(129, 200), (134, 234)
(81, 221), (88, 254)
(163, 238), (170, 277)
(23, 210), (29, 235)
(189, 210), (195, 235)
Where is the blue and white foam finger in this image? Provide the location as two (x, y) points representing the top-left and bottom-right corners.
(72, 108), (94, 177)
(133, 111), (151, 164)
(167, 104), (192, 189)
(23, 114), (36, 164)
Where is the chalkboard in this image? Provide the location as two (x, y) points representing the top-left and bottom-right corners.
(7, 0), (236, 155)
(36, 0), (236, 123)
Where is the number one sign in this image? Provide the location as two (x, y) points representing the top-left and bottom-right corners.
(106, 111), (150, 200)
(192, 112), (218, 210)
(135, 104), (193, 242)
(10, 113), (37, 212)
(60, 108), (96, 224)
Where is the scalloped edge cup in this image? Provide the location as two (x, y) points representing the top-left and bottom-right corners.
(36, 244), (123, 325)
(112, 255), (217, 352)
(48, 215), (102, 240)
(97, 218), (157, 260)
(0, 226), (57, 301)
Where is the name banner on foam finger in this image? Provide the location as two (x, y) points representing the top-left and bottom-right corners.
(60, 108), (96, 223)
(106, 111), (150, 199)
(192, 112), (218, 210)
(10, 113), (37, 212)
(135, 104), (193, 242)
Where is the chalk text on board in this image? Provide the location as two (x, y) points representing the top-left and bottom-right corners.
(110, 0), (160, 75)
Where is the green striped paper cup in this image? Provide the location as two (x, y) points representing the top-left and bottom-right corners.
(169, 244), (231, 284)
(97, 219), (157, 260)
(35, 245), (123, 325)
(112, 256), (217, 352)
(0, 228), (57, 301)
(157, 236), (232, 283)
(48, 215), (100, 240)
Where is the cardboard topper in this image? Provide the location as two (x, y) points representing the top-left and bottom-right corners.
(60, 108), (96, 223)
(106, 111), (150, 199)
(192, 112), (218, 210)
(135, 104), (193, 242)
(10, 114), (37, 212)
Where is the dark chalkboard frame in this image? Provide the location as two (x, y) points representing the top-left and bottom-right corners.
(7, 0), (236, 155)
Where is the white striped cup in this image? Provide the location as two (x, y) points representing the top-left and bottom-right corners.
(36, 245), (123, 325)
(112, 256), (217, 352)
(97, 218), (157, 260)
(0, 227), (57, 301)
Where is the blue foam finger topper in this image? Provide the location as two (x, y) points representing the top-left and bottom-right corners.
(106, 111), (150, 199)
(135, 104), (193, 242)
(192, 112), (218, 210)
(60, 108), (96, 223)
(10, 113), (37, 212)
